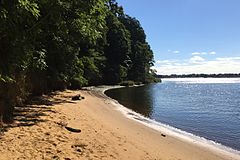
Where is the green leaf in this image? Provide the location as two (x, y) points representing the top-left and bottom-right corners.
(18, 0), (40, 18)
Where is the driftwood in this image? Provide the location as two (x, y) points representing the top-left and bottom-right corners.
(71, 94), (85, 101)
(71, 94), (81, 101)
(65, 126), (81, 133)
(161, 134), (166, 137)
(55, 121), (81, 133)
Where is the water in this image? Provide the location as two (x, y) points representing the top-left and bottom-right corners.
(105, 78), (240, 151)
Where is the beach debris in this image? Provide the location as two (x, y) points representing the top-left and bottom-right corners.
(161, 134), (166, 137)
(71, 94), (81, 100)
(71, 94), (85, 101)
(65, 126), (81, 133)
(65, 121), (82, 133)
(55, 121), (81, 133)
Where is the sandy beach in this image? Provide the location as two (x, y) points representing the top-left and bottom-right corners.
(0, 88), (239, 160)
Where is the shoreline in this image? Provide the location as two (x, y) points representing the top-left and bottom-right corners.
(86, 85), (240, 159)
(101, 85), (240, 155)
(101, 85), (240, 156)
(0, 88), (239, 159)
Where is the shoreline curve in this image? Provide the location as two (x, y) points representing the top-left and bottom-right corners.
(97, 85), (240, 159)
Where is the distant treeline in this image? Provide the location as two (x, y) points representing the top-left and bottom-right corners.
(0, 0), (157, 122)
(157, 73), (240, 78)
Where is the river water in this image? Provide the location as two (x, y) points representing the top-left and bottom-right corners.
(105, 78), (240, 151)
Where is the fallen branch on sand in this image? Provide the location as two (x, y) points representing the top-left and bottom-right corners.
(55, 121), (81, 133)
(65, 126), (81, 133)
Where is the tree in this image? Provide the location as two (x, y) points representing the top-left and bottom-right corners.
(34, 0), (108, 89)
(0, 0), (41, 122)
(0, 0), (156, 123)
(119, 15), (155, 82)
(104, 13), (131, 84)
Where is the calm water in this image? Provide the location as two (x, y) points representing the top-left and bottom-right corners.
(105, 78), (240, 151)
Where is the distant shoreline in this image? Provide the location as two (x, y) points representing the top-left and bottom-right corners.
(157, 73), (240, 78)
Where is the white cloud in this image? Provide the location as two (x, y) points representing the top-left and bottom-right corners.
(191, 51), (216, 55)
(216, 57), (240, 61)
(167, 50), (180, 54)
(189, 56), (205, 64)
(153, 56), (240, 75)
(173, 50), (180, 54)
(156, 60), (173, 64)
(192, 52), (207, 55)
(156, 60), (179, 66)
(209, 51), (216, 55)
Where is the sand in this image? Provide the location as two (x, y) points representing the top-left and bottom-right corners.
(0, 88), (239, 160)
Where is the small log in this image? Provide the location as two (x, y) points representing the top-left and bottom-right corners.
(65, 126), (81, 133)
(72, 94), (81, 101)
(161, 134), (166, 137)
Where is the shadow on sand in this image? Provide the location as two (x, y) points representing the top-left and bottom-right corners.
(0, 91), (77, 134)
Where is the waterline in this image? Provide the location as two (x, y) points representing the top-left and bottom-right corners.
(102, 82), (240, 157)
(108, 94), (240, 157)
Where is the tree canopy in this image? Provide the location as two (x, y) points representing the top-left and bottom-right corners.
(0, 0), (157, 122)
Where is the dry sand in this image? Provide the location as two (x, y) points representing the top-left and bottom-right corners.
(0, 88), (239, 160)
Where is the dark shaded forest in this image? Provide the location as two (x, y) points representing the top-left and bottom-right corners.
(0, 0), (158, 122)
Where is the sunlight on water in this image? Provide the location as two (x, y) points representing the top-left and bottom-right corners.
(105, 78), (240, 152)
(162, 78), (240, 84)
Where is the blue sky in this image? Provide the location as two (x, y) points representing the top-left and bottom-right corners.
(117, 0), (240, 75)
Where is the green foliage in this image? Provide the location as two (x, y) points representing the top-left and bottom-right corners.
(119, 80), (135, 87)
(31, 50), (47, 70)
(0, 75), (14, 83)
(69, 76), (88, 90)
(0, 0), (157, 122)
(18, 0), (40, 18)
(118, 15), (155, 83)
(104, 12), (131, 84)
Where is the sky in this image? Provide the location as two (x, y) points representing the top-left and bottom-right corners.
(117, 0), (240, 75)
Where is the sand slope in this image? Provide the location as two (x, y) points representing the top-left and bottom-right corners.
(0, 89), (239, 160)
